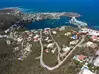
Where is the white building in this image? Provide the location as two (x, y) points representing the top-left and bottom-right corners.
(17, 37), (23, 42)
(86, 41), (93, 47)
(79, 68), (95, 74)
(70, 40), (79, 45)
(52, 31), (57, 35)
(95, 50), (99, 56)
(94, 56), (99, 67)
(6, 40), (11, 45)
(69, 17), (87, 28)
(62, 46), (71, 52)
(79, 28), (99, 36)
(47, 43), (54, 48)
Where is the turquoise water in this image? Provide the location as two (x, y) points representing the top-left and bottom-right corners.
(0, 0), (99, 30)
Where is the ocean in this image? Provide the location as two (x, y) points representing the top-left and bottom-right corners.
(0, 0), (99, 30)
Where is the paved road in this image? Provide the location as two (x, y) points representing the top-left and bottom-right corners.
(39, 30), (86, 70)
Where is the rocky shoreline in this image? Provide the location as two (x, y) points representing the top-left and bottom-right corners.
(0, 8), (81, 32)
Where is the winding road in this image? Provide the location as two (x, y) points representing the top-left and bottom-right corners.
(39, 30), (86, 70)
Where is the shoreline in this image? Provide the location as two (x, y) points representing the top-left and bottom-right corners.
(0, 8), (99, 34)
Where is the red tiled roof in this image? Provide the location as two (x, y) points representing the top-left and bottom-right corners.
(78, 55), (87, 61)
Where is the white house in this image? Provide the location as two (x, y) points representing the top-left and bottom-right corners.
(47, 43), (54, 48)
(79, 28), (99, 36)
(94, 56), (99, 67)
(79, 68), (95, 74)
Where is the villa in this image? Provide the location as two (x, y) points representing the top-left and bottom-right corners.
(79, 28), (99, 36)
(91, 35), (99, 42)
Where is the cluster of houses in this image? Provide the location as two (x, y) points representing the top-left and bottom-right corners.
(2, 22), (99, 73)
(80, 28), (99, 36)
(69, 19), (99, 74)
(73, 53), (99, 74)
(79, 28), (99, 42)
(18, 43), (32, 61)
(7, 28), (58, 60)
(86, 41), (98, 49)
(0, 35), (8, 38)
(5, 29), (41, 60)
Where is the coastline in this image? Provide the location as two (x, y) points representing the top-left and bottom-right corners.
(0, 8), (99, 74)
(0, 8), (98, 35)
(0, 0), (99, 73)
